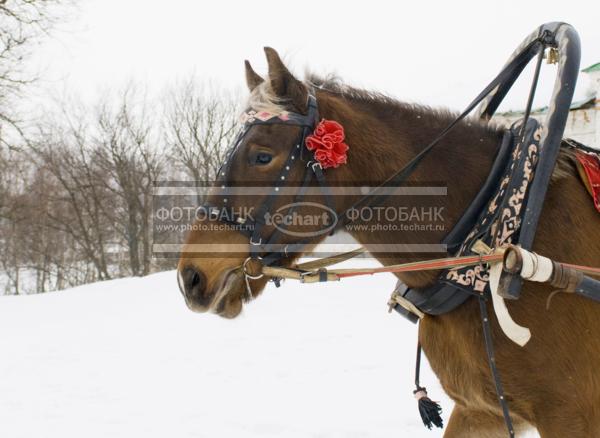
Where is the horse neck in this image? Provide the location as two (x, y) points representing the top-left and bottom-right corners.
(315, 90), (503, 288)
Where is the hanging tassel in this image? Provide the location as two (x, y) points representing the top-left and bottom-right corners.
(414, 386), (443, 429)
(414, 343), (443, 429)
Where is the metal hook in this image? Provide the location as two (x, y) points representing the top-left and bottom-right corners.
(242, 256), (263, 300)
(242, 256), (264, 280)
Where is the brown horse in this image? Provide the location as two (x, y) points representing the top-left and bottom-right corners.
(177, 47), (600, 437)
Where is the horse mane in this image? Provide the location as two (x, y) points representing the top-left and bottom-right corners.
(306, 73), (582, 181)
(307, 73), (500, 131)
(306, 73), (406, 110)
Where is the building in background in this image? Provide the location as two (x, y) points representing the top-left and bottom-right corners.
(497, 62), (600, 148)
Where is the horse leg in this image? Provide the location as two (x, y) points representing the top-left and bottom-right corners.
(443, 405), (530, 438)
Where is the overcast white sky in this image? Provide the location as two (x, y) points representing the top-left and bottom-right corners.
(31, 0), (600, 113)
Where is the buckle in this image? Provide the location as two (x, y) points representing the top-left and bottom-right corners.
(387, 290), (424, 321)
(249, 236), (263, 246)
(307, 161), (322, 172)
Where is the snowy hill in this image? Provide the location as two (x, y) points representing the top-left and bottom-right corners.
(0, 266), (538, 437)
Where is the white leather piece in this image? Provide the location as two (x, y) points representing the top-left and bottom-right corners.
(488, 260), (532, 347)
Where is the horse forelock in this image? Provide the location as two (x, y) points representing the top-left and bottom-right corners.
(245, 81), (287, 114)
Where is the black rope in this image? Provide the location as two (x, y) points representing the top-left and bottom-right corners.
(479, 296), (515, 438)
(413, 341), (443, 430)
(415, 342), (423, 389)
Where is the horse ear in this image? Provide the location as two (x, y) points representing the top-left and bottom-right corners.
(245, 60), (264, 92)
(264, 47), (308, 113)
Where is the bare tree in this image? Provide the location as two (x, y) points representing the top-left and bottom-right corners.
(1, 78), (242, 294)
(0, 0), (64, 144)
(28, 115), (115, 282)
(0, 0), (67, 293)
(0, 144), (32, 293)
(164, 79), (239, 201)
(93, 86), (165, 276)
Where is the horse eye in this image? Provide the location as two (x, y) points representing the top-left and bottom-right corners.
(255, 152), (273, 165)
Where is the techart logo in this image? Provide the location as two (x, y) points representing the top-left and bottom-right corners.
(264, 202), (338, 238)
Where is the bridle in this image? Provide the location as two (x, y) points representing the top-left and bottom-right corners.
(200, 93), (339, 293)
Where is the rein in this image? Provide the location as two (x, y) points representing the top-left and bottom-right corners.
(258, 251), (505, 282)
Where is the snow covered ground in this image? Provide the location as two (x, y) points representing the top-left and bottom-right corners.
(0, 263), (538, 437)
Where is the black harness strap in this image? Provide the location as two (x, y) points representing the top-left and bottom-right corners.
(261, 163), (315, 249)
(479, 296), (515, 437)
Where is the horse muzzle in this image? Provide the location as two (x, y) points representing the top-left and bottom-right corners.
(177, 265), (249, 317)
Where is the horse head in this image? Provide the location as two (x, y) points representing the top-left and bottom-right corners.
(177, 48), (347, 318)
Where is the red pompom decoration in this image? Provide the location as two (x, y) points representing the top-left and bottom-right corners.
(305, 119), (349, 169)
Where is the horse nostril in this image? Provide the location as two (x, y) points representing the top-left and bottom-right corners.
(180, 266), (209, 305)
(191, 271), (201, 288)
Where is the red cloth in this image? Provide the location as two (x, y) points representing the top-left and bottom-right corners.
(576, 150), (600, 213)
(305, 119), (349, 169)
